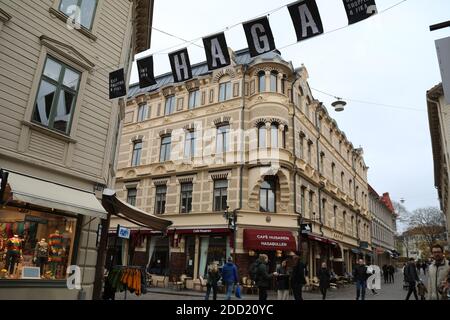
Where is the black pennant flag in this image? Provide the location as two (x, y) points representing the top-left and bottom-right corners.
(243, 17), (276, 58)
(168, 48), (193, 83)
(202, 32), (231, 71)
(109, 68), (126, 99)
(288, 0), (324, 42)
(342, 0), (378, 25)
(137, 55), (157, 89)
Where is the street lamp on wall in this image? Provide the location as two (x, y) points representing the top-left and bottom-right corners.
(223, 206), (237, 261)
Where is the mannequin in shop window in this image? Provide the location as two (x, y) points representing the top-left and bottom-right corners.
(5, 235), (23, 277)
(48, 230), (65, 279)
(34, 238), (49, 276)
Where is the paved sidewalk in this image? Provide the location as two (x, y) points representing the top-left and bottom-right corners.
(116, 269), (417, 301)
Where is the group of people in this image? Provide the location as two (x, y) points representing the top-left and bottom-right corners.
(202, 244), (450, 301)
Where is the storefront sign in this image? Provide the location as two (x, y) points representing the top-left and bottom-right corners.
(300, 223), (312, 234)
(137, 55), (157, 88)
(109, 68), (126, 99)
(168, 228), (231, 235)
(168, 48), (193, 83)
(342, 0), (378, 25)
(242, 16), (276, 57)
(288, 0), (324, 42)
(25, 215), (48, 224)
(244, 229), (296, 251)
(359, 241), (369, 249)
(118, 226), (131, 239)
(202, 32), (231, 71)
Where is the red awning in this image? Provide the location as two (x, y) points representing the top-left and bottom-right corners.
(244, 229), (296, 251)
(167, 228), (231, 235)
(307, 234), (330, 244)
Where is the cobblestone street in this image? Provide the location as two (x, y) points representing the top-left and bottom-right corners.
(116, 269), (425, 301)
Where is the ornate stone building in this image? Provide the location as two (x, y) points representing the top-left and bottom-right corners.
(114, 48), (371, 283)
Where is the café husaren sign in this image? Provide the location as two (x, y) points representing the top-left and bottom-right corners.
(256, 234), (290, 248)
(109, 0), (378, 98)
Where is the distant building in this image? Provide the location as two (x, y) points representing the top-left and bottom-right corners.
(399, 226), (447, 260)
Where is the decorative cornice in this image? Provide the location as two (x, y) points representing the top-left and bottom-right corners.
(213, 68), (236, 83)
(158, 128), (172, 137)
(153, 178), (169, 186)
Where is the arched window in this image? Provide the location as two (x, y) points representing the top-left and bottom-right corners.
(258, 124), (266, 148)
(258, 71), (265, 93)
(270, 71), (278, 92)
(271, 123), (278, 148)
(260, 176), (276, 212)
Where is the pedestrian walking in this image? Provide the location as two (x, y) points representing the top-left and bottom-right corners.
(205, 262), (221, 300)
(382, 264), (389, 284)
(404, 258), (420, 300)
(426, 244), (450, 300)
(221, 257), (239, 300)
(252, 254), (272, 301)
(388, 264), (395, 283)
(274, 259), (290, 300)
(353, 259), (370, 300)
(290, 254), (307, 301)
(317, 262), (331, 300)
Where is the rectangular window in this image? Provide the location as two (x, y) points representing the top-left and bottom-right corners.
(127, 188), (137, 206)
(180, 183), (193, 213)
(184, 131), (195, 159)
(260, 177), (276, 213)
(164, 95), (175, 115)
(131, 141), (142, 166)
(59, 0), (98, 30)
(160, 136), (171, 162)
(155, 185), (167, 214)
(137, 104), (148, 122)
(32, 56), (80, 134)
(214, 180), (228, 212)
(258, 126), (266, 148)
(219, 82), (231, 102)
(0, 210), (78, 281)
(216, 124), (230, 154)
(188, 90), (200, 109)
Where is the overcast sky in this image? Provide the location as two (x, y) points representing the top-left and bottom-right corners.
(130, 0), (450, 228)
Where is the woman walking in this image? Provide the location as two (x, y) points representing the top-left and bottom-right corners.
(317, 262), (331, 300)
(205, 262), (221, 300)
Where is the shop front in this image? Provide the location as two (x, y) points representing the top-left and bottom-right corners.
(0, 171), (107, 299)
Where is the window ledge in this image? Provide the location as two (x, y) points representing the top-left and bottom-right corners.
(49, 8), (97, 41)
(22, 120), (77, 144)
(0, 279), (67, 288)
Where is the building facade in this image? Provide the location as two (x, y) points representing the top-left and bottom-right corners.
(427, 84), (450, 248)
(114, 49), (372, 285)
(368, 186), (397, 266)
(0, 0), (153, 299)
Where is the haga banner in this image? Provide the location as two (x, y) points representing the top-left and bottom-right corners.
(202, 32), (231, 71)
(168, 48), (193, 83)
(137, 55), (157, 89)
(109, 68), (126, 99)
(288, 0), (324, 42)
(342, 0), (378, 25)
(242, 16), (276, 58)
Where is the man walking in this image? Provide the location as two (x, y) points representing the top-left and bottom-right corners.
(253, 254), (272, 301)
(221, 257), (239, 300)
(317, 262), (331, 300)
(382, 264), (389, 284)
(388, 264), (395, 283)
(353, 259), (370, 300)
(290, 255), (307, 300)
(426, 244), (450, 300)
(404, 258), (420, 300)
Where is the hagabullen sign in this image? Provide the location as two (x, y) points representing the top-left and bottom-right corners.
(244, 229), (296, 251)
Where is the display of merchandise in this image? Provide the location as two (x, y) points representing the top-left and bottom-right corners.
(5, 235), (22, 275)
(48, 231), (64, 278)
(103, 266), (147, 300)
(34, 239), (49, 275)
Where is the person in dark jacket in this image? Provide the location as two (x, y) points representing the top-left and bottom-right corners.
(317, 262), (331, 300)
(254, 254), (272, 301)
(382, 264), (389, 284)
(290, 255), (308, 300)
(205, 262), (221, 300)
(221, 257), (239, 300)
(274, 260), (290, 300)
(388, 264), (395, 283)
(404, 258), (420, 300)
(353, 259), (369, 300)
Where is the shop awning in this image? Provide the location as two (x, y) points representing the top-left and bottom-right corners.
(6, 172), (107, 219)
(102, 189), (172, 231)
(244, 229), (296, 251)
(307, 234), (330, 244)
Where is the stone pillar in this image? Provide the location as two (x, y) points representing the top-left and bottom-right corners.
(265, 122), (271, 149)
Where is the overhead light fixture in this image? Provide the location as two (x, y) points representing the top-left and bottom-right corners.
(332, 99), (347, 112)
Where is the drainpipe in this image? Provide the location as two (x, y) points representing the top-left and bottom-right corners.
(315, 104), (324, 237)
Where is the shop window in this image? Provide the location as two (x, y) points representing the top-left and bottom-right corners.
(260, 176), (276, 213)
(213, 180), (228, 212)
(59, 0), (98, 30)
(0, 210), (78, 280)
(155, 185), (167, 214)
(32, 56), (80, 134)
(148, 237), (169, 275)
(185, 236), (195, 277)
(180, 183), (193, 213)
